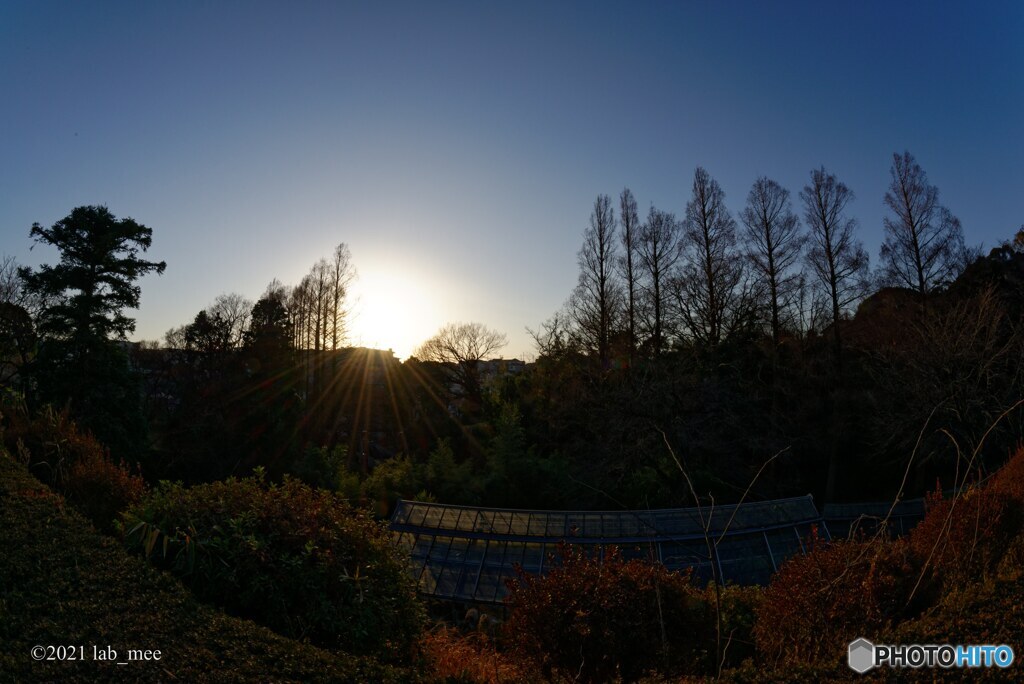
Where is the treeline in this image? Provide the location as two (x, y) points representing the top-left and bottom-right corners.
(3, 153), (1022, 513)
(351, 152), (1022, 510)
(513, 152), (1020, 506)
(549, 153), (974, 366)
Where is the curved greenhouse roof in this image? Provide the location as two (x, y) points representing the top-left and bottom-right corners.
(390, 496), (828, 604)
(823, 498), (927, 538)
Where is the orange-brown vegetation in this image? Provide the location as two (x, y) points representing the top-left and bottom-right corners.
(0, 401), (145, 531)
(420, 627), (535, 683)
(503, 544), (710, 682)
(753, 533), (917, 668)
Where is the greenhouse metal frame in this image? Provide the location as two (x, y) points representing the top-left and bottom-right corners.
(390, 495), (829, 604)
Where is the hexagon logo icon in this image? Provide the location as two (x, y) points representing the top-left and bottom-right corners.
(848, 638), (876, 673)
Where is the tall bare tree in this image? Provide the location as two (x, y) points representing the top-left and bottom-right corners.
(289, 275), (313, 351)
(328, 243), (356, 351)
(880, 151), (967, 296)
(678, 167), (751, 347)
(569, 194), (620, 368)
(308, 259), (332, 352)
(801, 166), (870, 364)
(618, 188), (641, 356)
(741, 177), (804, 346)
(638, 206), (681, 355)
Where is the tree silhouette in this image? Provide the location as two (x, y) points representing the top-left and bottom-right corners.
(208, 292), (253, 349)
(19, 206), (166, 345)
(800, 167), (870, 364)
(415, 322), (507, 408)
(184, 309), (232, 354)
(18, 205), (165, 456)
(245, 283), (292, 356)
(880, 151), (967, 296)
(639, 206), (680, 355)
(741, 177), (804, 347)
(328, 243), (355, 351)
(570, 194), (621, 368)
(679, 167), (751, 348)
(618, 188), (641, 357)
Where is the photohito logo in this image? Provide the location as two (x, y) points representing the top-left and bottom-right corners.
(848, 638), (1014, 672)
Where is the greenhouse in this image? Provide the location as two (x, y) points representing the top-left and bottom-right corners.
(389, 495), (828, 604)
(822, 498), (927, 538)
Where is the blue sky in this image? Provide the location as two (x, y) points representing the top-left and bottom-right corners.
(2, 1), (1021, 359)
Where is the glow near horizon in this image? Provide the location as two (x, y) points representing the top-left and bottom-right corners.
(0, 2), (1021, 359)
(347, 259), (449, 361)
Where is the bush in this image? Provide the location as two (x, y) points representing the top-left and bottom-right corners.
(504, 544), (707, 682)
(420, 627), (535, 683)
(65, 445), (147, 532)
(701, 583), (763, 671)
(290, 444), (349, 491)
(122, 472), (424, 661)
(909, 449), (1024, 591)
(1, 401), (145, 531)
(754, 533), (916, 669)
(0, 450), (408, 683)
(359, 455), (421, 516)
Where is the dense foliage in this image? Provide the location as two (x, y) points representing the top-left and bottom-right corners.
(122, 473), (424, 661)
(0, 398), (145, 531)
(752, 448), (1024, 673)
(753, 534), (917, 668)
(0, 451), (408, 683)
(504, 544), (708, 682)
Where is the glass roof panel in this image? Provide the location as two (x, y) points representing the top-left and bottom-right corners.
(390, 495), (827, 603)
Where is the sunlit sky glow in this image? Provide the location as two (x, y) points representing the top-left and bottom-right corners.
(2, 1), (1021, 360)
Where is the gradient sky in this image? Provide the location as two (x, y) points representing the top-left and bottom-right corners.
(2, 1), (1022, 359)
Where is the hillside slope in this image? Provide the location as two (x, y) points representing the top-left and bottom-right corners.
(0, 451), (412, 683)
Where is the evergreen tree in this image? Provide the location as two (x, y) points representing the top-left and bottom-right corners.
(19, 206), (165, 456)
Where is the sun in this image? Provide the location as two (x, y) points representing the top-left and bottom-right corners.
(347, 265), (439, 360)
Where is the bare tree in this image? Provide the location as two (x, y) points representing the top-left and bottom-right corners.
(163, 324), (188, 350)
(618, 188), (641, 356)
(208, 292), (253, 349)
(415, 322), (507, 406)
(569, 194), (621, 368)
(1, 254), (48, 317)
(0, 255), (38, 381)
(638, 206), (681, 355)
(328, 243), (356, 351)
(880, 151), (967, 296)
(0, 256), (21, 308)
(800, 166), (870, 363)
(528, 310), (578, 360)
(741, 177), (804, 346)
(678, 167), (751, 347)
(289, 275), (313, 351)
(308, 259), (332, 352)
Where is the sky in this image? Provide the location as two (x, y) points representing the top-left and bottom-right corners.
(2, 1), (1022, 360)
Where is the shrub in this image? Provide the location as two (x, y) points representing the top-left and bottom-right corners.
(420, 627), (535, 683)
(701, 583), (764, 671)
(290, 444), (349, 491)
(504, 544), (707, 682)
(359, 455), (421, 516)
(908, 449), (1024, 590)
(65, 446), (147, 533)
(908, 485), (1018, 591)
(0, 450), (406, 683)
(1, 401), (145, 531)
(122, 472), (424, 661)
(754, 533), (916, 669)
